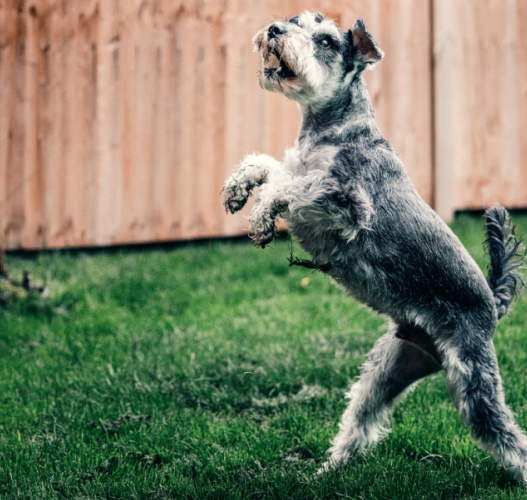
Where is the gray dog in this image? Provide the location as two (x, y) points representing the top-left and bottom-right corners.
(222, 11), (526, 484)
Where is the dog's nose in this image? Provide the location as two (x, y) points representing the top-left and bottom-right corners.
(268, 24), (286, 39)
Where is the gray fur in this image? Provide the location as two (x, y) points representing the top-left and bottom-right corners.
(485, 205), (525, 318)
(222, 11), (527, 485)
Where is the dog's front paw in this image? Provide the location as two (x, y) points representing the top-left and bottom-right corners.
(249, 215), (276, 248)
(250, 228), (275, 248)
(222, 177), (251, 214)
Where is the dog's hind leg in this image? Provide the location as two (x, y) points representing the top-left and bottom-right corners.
(439, 327), (527, 485)
(320, 322), (441, 473)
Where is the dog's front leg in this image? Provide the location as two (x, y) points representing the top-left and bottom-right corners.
(249, 170), (296, 247)
(222, 154), (282, 214)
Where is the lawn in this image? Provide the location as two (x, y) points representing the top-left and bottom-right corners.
(1, 213), (527, 499)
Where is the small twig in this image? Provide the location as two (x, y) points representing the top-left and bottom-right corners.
(287, 237), (332, 272)
(288, 256), (332, 272)
(22, 271), (31, 291)
(0, 250), (47, 299)
(0, 251), (7, 277)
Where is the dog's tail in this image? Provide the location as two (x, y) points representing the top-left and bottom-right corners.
(484, 205), (525, 319)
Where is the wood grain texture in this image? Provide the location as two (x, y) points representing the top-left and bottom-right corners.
(0, 0), (524, 248)
(434, 0), (527, 218)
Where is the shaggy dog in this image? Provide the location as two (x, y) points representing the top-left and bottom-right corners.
(222, 11), (526, 484)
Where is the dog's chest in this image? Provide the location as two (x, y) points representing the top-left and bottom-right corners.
(282, 138), (338, 176)
(281, 140), (348, 264)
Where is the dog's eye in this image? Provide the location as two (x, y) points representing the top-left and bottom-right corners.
(315, 34), (335, 49)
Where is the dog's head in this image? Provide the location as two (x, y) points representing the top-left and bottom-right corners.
(253, 12), (383, 104)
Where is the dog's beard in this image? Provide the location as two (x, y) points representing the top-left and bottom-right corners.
(256, 34), (306, 94)
(262, 43), (297, 81)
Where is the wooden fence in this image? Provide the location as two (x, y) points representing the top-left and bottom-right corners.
(0, 0), (526, 249)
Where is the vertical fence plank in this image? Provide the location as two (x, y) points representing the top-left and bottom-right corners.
(175, 2), (200, 239)
(5, 0), (27, 249)
(66, 0), (98, 246)
(22, 1), (49, 248)
(0, 0), (21, 247)
(44, 0), (67, 247)
(155, 0), (183, 240)
(95, 0), (120, 245)
(432, 0), (455, 221)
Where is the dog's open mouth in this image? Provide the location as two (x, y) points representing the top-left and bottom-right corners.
(263, 48), (296, 79)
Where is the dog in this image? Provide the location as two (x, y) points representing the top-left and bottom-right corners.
(222, 11), (527, 484)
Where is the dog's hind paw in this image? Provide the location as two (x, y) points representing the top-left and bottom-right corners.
(509, 462), (527, 488)
(315, 458), (343, 477)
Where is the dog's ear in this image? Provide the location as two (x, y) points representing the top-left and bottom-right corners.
(345, 19), (383, 68)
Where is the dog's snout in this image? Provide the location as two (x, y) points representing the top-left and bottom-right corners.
(268, 24), (286, 39)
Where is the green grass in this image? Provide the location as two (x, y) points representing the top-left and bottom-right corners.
(1, 213), (527, 499)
